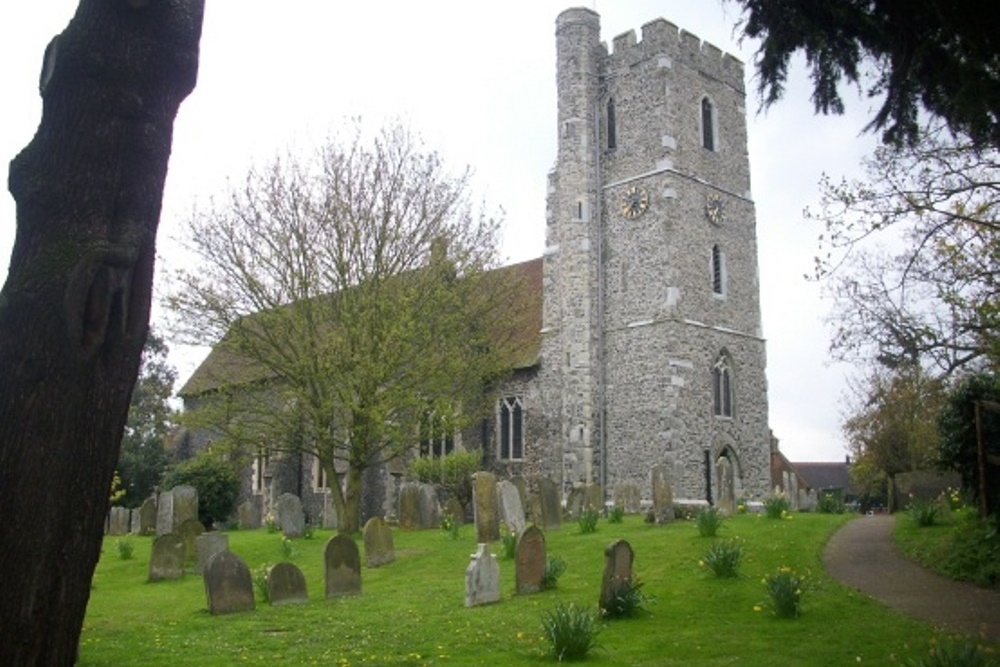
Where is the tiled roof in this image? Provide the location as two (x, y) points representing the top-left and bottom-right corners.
(791, 462), (852, 491)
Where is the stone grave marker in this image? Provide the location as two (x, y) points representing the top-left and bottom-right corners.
(106, 506), (130, 535)
(276, 493), (305, 538)
(195, 532), (229, 574)
(417, 483), (441, 529)
(651, 464), (675, 523)
(497, 480), (526, 535)
(321, 493), (340, 530)
(137, 496), (157, 535)
(464, 543), (500, 607)
(148, 534), (184, 582)
(172, 485), (199, 526)
(155, 488), (174, 536)
(237, 500), (261, 530)
(584, 483), (603, 513)
(130, 507), (141, 535)
(515, 526), (546, 595)
(397, 483), (421, 530)
(564, 485), (586, 519)
(362, 517), (395, 568)
(537, 477), (562, 530)
(176, 518), (206, 569)
(613, 483), (642, 514)
(717, 456), (735, 515)
(510, 476), (529, 514)
(472, 472), (500, 543)
(324, 534), (362, 598)
(442, 497), (465, 525)
(267, 562), (309, 605)
(203, 551), (255, 615)
(599, 539), (634, 614)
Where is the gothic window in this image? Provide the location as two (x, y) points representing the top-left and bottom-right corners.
(607, 97), (617, 150)
(701, 97), (716, 151)
(499, 396), (524, 461)
(251, 448), (270, 494)
(712, 244), (726, 296)
(712, 355), (734, 418)
(312, 456), (328, 491)
(419, 410), (455, 459)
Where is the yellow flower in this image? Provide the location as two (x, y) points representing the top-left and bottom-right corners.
(753, 605), (763, 612)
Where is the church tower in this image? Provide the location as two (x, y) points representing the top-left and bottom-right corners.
(540, 8), (771, 504)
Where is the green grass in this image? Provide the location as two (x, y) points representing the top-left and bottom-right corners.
(81, 514), (978, 666)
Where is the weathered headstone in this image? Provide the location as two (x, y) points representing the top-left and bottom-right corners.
(565, 486), (586, 519)
(176, 518), (206, 570)
(276, 493), (305, 538)
(172, 485), (199, 527)
(497, 480), (526, 535)
(137, 496), (157, 535)
(651, 464), (675, 523)
(464, 543), (500, 607)
(155, 489), (174, 536)
(362, 517), (395, 568)
(472, 472), (500, 543)
(267, 562), (309, 605)
(324, 534), (362, 598)
(509, 476), (529, 515)
(204, 551), (255, 615)
(130, 507), (141, 535)
(195, 532), (229, 574)
(717, 456), (735, 515)
(599, 539), (634, 614)
(237, 500), (261, 530)
(397, 483), (422, 530)
(537, 477), (562, 530)
(515, 526), (546, 595)
(148, 534), (184, 582)
(107, 506), (130, 535)
(613, 483), (642, 514)
(442, 497), (465, 525)
(321, 493), (340, 530)
(417, 483), (441, 529)
(584, 483), (603, 513)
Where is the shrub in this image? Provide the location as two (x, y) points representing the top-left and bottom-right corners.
(115, 537), (135, 560)
(440, 515), (460, 540)
(253, 564), (271, 604)
(540, 602), (601, 662)
(280, 536), (296, 559)
(608, 506), (625, 524)
(908, 499), (941, 527)
(541, 555), (567, 591)
(701, 539), (742, 578)
(577, 506), (599, 534)
(763, 566), (806, 618)
(499, 525), (517, 559)
(940, 510), (1000, 587)
(601, 580), (652, 619)
(162, 450), (240, 528)
(817, 492), (845, 514)
(764, 494), (791, 519)
(406, 450), (481, 508)
(696, 506), (723, 537)
(904, 639), (1000, 667)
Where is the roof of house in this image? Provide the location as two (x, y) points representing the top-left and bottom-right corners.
(791, 462), (852, 491)
(178, 256), (544, 397)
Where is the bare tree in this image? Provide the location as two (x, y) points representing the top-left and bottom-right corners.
(170, 123), (524, 534)
(0, 2), (203, 665)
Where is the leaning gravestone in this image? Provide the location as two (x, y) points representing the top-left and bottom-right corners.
(472, 472), (500, 543)
(195, 532), (229, 574)
(276, 493), (305, 538)
(324, 534), (362, 598)
(497, 480), (526, 536)
(515, 526), (546, 595)
(599, 539), (634, 614)
(176, 518), (206, 569)
(651, 464), (675, 523)
(237, 500), (261, 530)
(613, 483), (642, 514)
(136, 496), (157, 535)
(204, 551), (255, 615)
(172, 485), (199, 526)
(397, 483), (421, 530)
(465, 543), (500, 607)
(362, 517), (395, 568)
(509, 476), (529, 515)
(155, 489), (174, 536)
(537, 477), (562, 530)
(148, 534), (184, 582)
(107, 506), (130, 535)
(267, 562), (309, 605)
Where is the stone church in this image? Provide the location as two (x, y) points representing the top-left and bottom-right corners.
(180, 8), (773, 524)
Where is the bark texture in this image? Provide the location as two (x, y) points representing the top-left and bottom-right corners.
(0, 1), (203, 664)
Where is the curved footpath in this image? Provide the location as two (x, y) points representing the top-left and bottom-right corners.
(822, 514), (1000, 642)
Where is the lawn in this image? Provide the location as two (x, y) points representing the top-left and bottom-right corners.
(82, 513), (957, 666)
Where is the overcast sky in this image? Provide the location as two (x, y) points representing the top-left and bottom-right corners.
(0, 1), (882, 462)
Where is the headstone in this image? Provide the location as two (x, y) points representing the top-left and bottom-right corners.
(237, 500), (261, 530)
(599, 539), (634, 614)
(584, 483), (603, 512)
(176, 518), (206, 569)
(397, 483), (421, 530)
(442, 497), (465, 525)
(195, 532), (229, 574)
(137, 496), (157, 535)
(565, 486), (586, 519)
(717, 456), (735, 515)
(172, 485), (199, 527)
(321, 493), (340, 530)
(130, 507), (141, 535)
(107, 506), (130, 535)
(510, 476), (529, 515)
(148, 534), (184, 581)
(362, 517), (395, 568)
(155, 489), (174, 536)
(472, 472), (500, 543)
(515, 526), (546, 595)
(651, 464), (675, 523)
(497, 480), (526, 535)
(276, 493), (305, 538)
(613, 483), (642, 514)
(267, 562), (309, 605)
(464, 543), (501, 607)
(204, 551), (255, 615)
(324, 534), (361, 598)
(417, 483), (441, 529)
(537, 477), (562, 530)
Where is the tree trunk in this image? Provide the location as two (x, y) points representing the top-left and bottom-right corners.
(0, 3), (203, 665)
(343, 465), (364, 534)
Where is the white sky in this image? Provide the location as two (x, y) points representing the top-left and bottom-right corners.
(0, 1), (881, 462)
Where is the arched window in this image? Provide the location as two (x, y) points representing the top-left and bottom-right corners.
(712, 355), (733, 417)
(711, 244), (726, 296)
(701, 97), (716, 151)
(499, 396), (524, 460)
(607, 97), (617, 150)
(419, 410), (455, 459)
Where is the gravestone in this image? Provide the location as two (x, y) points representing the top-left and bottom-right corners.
(176, 518), (206, 569)
(237, 500), (261, 530)
(472, 472), (500, 543)
(599, 539), (634, 614)
(442, 497), (465, 525)
(324, 534), (362, 598)
(497, 480), (526, 535)
(613, 483), (642, 514)
(537, 477), (562, 530)
(203, 551), (255, 615)
(107, 506), (130, 535)
(515, 526), (546, 595)
(650, 464), (675, 523)
(148, 534), (184, 581)
(510, 476), (529, 515)
(717, 456), (735, 515)
(172, 485), (199, 526)
(564, 486), (586, 519)
(137, 496), (157, 535)
(276, 493), (305, 538)
(417, 483), (441, 529)
(130, 507), (141, 535)
(397, 483), (421, 530)
(321, 493), (340, 530)
(584, 484), (603, 513)
(464, 543), (500, 607)
(195, 531), (229, 574)
(362, 517), (395, 568)
(267, 562), (309, 605)
(155, 489), (174, 536)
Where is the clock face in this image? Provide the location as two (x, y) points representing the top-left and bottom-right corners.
(621, 185), (649, 219)
(705, 195), (725, 224)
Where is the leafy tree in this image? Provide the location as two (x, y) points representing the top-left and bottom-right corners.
(0, 3), (203, 665)
(730, 0), (1000, 147)
(937, 372), (1000, 513)
(116, 331), (176, 507)
(163, 450), (241, 528)
(169, 122), (522, 534)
